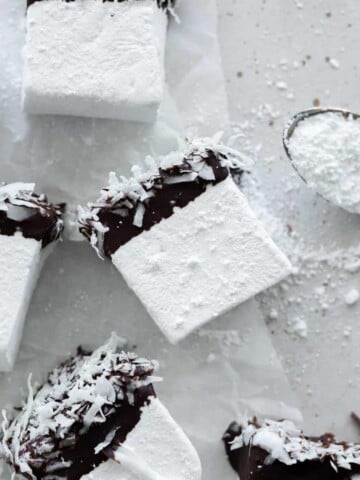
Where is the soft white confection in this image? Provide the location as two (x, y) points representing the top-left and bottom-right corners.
(0, 234), (42, 371)
(82, 397), (202, 480)
(23, 0), (168, 122)
(112, 177), (292, 343)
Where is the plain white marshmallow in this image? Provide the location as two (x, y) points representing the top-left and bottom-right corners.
(23, 0), (168, 122)
(82, 397), (202, 480)
(0, 234), (47, 371)
(112, 177), (293, 343)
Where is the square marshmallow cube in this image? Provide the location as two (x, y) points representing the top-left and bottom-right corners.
(23, 0), (168, 122)
(112, 177), (292, 343)
(82, 397), (202, 480)
(0, 234), (43, 371)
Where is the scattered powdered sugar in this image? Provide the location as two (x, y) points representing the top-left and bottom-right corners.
(231, 419), (360, 470)
(286, 316), (308, 339)
(329, 58), (340, 70)
(344, 289), (360, 306)
(285, 111), (360, 214)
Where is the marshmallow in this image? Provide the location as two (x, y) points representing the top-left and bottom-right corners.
(82, 397), (201, 480)
(23, 0), (168, 122)
(78, 140), (292, 343)
(113, 177), (292, 343)
(0, 183), (64, 371)
(0, 235), (42, 371)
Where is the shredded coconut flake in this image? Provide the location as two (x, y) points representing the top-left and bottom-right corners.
(231, 419), (360, 471)
(0, 182), (64, 243)
(78, 135), (253, 258)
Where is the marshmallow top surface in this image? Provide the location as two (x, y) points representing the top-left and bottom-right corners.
(112, 176), (292, 343)
(0, 182), (64, 247)
(23, 0), (169, 122)
(83, 397), (201, 480)
(1, 335), (160, 479)
(0, 234), (42, 372)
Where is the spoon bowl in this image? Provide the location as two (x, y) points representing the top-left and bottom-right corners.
(282, 107), (360, 214)
(283, 107), (360, 164)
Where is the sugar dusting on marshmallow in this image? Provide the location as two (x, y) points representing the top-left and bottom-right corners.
(0, 235), (42, 372)
(23, 0), (170, 122)
(112, 176), (292, 343)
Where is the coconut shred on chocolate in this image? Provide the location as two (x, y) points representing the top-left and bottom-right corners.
(0, 335), (159, 480)
(78, 140), (249, 258)
(0, 183), (64, 247)
(223, 419), (360, 480)
(27, 0), (175, 10)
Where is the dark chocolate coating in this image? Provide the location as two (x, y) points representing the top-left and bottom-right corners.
(223, 422), (360, 480)
(5, 346), (156, 480)
(0, 204), (64, 248)
(30, 385), (155, 480)
(97, 151), (231, 257)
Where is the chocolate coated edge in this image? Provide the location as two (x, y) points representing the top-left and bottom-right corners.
(80, 151), (242, 258)
(27, 0), (175, 9)
(223, 422), (360, 480)
(0, 202), (65, 248)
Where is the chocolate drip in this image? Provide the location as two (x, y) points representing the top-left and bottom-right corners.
(223, 422), (360, 480)
(0, 204), (64, 248)
(91, 151), (232, 257)
(27, 0), (175, 9)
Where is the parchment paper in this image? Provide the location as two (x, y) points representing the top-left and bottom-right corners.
(218, 0), (360, 442)
(0, 0), (300, 478)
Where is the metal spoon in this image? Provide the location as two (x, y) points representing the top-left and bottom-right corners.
(283, 107), (360, 214)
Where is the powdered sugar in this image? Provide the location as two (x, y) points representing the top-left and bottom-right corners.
(344, 289), (360, 306)
(285, 111), (360, 214)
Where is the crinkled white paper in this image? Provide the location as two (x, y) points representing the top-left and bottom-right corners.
(0, 0), (300, 478)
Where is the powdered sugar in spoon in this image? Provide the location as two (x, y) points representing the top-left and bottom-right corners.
(283, 108), (360, 214)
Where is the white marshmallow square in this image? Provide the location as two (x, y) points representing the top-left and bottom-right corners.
(112, 177), (292, 343)
(82, 397), (202, 480)
(23, 0), (168, 122)
(0, 234), (43, 371)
